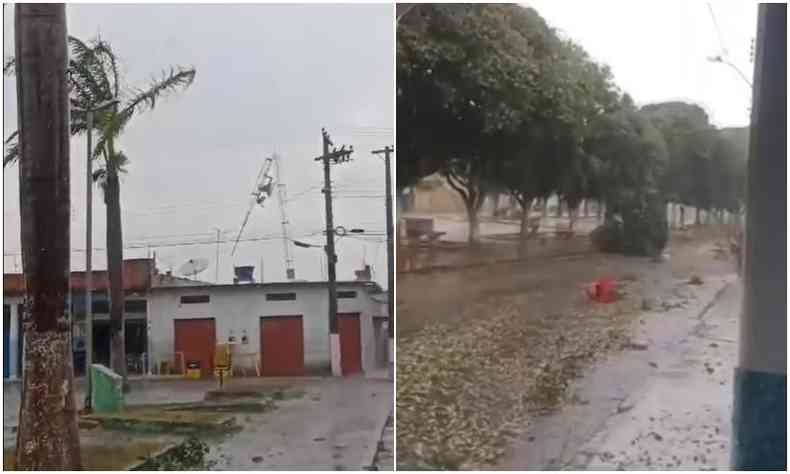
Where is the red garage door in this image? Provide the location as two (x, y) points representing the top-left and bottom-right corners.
(174, 318), (216, 378)
(260, 316), (304, 376)
(338, 313), (362, 375)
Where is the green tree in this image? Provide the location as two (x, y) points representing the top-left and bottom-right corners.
(641, 101), (717, 224)
(588, 95), (670, 256)
(5, 36), (195, 386)
(397, 4), (549, 243)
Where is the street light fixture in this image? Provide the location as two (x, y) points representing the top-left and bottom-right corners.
(73, 98), (119, 411)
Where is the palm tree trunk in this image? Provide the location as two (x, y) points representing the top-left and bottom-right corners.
(14, 4), (81, 468)
(105, 169), (128, 388)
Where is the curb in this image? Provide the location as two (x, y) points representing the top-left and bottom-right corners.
(400, 249), (595, 275)
(363, 410), (393, 470)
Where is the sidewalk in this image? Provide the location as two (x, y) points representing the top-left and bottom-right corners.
(498, 275), (739, 470)
(569, 280), (739, 469)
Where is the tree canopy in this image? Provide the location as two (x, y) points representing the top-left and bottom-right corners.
(397, 4), (746, 252)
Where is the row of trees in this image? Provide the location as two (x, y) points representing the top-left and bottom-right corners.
(397, 4), (747, 254)
(4, 36), (196, 387)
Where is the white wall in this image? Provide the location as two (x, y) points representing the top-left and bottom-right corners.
(147, 283), (381, 375)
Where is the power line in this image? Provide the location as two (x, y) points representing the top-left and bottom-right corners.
(707, 2), (728, 56)
(2, 230), (326, 256)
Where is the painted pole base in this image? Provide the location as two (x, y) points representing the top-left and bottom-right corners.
(91, 364), (125, 413)
(330, 333), (342, 376)
(731, 367), (786, 470)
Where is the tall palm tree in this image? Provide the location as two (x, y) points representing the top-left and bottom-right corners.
(5, 35), (196, 386)
(13, 4), (82, 468)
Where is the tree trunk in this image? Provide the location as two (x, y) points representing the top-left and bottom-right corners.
(518, 200), (531, 258)
(568, 205), (578, 230)
(14, 4), (82, 468)
(466, 202), (480, 245)
(597, 200), (603, 220)
(491, 192), (500, 217)
(555, 197), (563, 218)
(105, 169), (128, 388)
(695, 207), (701, 225)
(680, 206), (685, 228)
(541, 198), (548, 219)
(583, 199), (588, 217)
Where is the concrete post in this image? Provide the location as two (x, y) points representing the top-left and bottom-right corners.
(732, 4), (786, 470)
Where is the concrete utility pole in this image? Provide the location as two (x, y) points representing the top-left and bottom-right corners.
(732, 3), (786, 470)
(372, 146), (394, 378)
(14, 3), (82, 468)
(315, 128), (353, 376)
(75, 98), (118, 411)
(213, 227), (221, 283)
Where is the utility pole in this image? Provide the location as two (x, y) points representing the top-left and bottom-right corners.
(14, 4), (81, 468)
(213, 227), (221, 283)
(372, 146), (394, 378)
(732, 3), (786, 470)
(75, 97), (118, 411)
(315, 128), (353, 376)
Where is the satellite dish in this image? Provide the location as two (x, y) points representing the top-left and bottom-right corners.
(179, 258), (209, 279)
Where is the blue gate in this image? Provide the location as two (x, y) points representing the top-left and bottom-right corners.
(3, 305), (10, 379)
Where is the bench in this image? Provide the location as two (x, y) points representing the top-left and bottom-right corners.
(404, 217), (446, 242)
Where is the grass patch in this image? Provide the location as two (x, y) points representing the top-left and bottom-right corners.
(4, 441), (167, 470)
(272, 388), (305, 401)
(84, 409), (237, 435)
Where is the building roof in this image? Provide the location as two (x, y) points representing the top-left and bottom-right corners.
(149, 279), (384, 294)
(4, 258), (153, 296)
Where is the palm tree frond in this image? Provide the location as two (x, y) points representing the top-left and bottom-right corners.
(92, 38), (121, 98)
(4, 131), (19, 167)
(122, 66), (195, 116)
(3, 56), (15, 76)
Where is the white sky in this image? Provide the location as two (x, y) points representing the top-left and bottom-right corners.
(526, 0), (758, 128)
(2, 4), (394, 287)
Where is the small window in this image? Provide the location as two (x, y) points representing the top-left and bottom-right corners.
(266, 292), (296, 301)
(180, 295), (210, 304)
(125, 300), (147, 313)
(337, 291), (357, 299)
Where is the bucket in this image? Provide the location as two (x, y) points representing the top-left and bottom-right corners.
(185, 360), (201, 379)
(596, 278), (616, 303)
(586, 278), (617, 303)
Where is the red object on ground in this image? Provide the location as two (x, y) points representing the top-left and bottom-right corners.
(586, 278), (617, 303)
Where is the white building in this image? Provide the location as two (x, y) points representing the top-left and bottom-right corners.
(147, 280), (389, 377)
(4, 259), (389, 380)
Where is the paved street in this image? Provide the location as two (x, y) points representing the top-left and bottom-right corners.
(207, 375), (392, 470)
(4, 375), (393, 470)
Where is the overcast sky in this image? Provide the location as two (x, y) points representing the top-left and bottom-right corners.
(526, 0), (757, 128)
(3, 4), (394, 287)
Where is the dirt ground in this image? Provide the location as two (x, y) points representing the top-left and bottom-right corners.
(396, 223), (736, 468)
